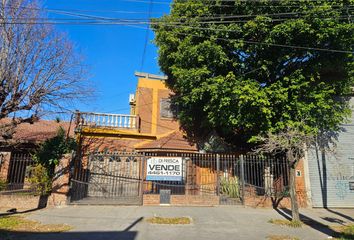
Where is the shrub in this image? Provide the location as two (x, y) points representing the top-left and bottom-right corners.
(0, 178), (7, 191)
(220, 176), (240, 198)
(27, 164), (52, 196)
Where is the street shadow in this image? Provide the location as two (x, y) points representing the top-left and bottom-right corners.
(325, 208), (354, 223)
(0, 194), (48, 217)
(0, 231), (138, 240)
(0, 217), (143, 240)
(0, 208), (40, 217)
(274, 208), (348, 238)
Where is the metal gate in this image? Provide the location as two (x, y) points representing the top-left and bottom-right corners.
(70, 151), (145, 205)
(7, 152), (34, 190)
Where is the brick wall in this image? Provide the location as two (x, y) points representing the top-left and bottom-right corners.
(244, 158), (308, 208)
(294, 158), (307, 207)
(171, 195), (219, 206)
(81, 136), (144, 153)
(143, 194), (219, 206)
(244, 196), (307, 208)
(143, 194), (160, 205)
(47, 154), (71, 207)
(156, 89), (180, 135)
(0, 152), (11, 181)
(0, 195), (45, 210)
(136, 87), (153, 134)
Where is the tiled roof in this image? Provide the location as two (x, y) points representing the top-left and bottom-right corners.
(0, 118), (75, 143)
(135, 130), (198, 152)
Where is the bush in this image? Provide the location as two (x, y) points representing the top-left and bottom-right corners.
(220, 176), (240, 198)
(27, 164), (52, 196)
(33, 127), (76, 178)
(0, 178), (7, 191)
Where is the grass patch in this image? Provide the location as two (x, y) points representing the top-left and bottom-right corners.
(268, 219), (302, 228)
(331, 224), (354, 240)
(266, 235), (300, 240)
(0, 215), (71, 239)
(146, 216), (191, 225)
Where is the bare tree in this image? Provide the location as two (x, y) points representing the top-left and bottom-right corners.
(0, 0), (90, 141)
(256, 126), (313, 223)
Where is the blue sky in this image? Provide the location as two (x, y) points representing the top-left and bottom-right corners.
(44, 0), (172, 115)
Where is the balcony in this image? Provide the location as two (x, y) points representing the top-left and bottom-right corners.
(76, 112), (140, 131)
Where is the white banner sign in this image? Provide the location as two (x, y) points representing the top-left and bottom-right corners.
(146, 157), (183, 181)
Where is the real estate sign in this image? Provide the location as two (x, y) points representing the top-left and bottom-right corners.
(146, 157), (183, 181)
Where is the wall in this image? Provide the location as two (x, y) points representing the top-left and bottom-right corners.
(136, 87), (153, 134)
(156, 89), (179, 135)
(136, 77), (179, 136)
(0, 195), (45, 210)
(307, 97), (354, 207)
(80, 135), (145, 153)
(143, 194), (219, 206)
(0, 151), (11, 181)
(47, 154), (71, 207)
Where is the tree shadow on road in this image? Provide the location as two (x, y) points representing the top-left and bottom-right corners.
(274, 208), (336, 236)
(324, 208), (354, 223)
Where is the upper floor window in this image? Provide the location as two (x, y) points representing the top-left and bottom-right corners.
(160, 98), (177, 119)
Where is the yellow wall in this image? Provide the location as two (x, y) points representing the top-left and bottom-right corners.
(135, 76), (178, 136)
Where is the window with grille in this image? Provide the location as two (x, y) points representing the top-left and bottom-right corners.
(160, 98), (177, 119)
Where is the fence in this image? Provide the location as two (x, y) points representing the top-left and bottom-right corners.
(142, 152), (289, 205)
(1, 150), (289, 206)
(69, 151), (289, 205)
(5, 152), (34, 191)
(0, 152), (42, 197)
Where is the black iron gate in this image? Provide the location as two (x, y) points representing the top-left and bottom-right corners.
(7, 152), (34, 190)
(70, 151), (145, 205)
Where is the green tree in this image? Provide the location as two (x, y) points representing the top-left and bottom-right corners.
(153, 0), (353, 221)
(33, 127), (76, 178)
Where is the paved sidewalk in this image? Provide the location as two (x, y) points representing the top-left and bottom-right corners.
(2, 206), (354, 240)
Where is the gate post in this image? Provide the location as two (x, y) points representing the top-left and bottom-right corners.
(216, 154), (220, 196)
(240, 154), (245, 205)
(140, 155), (146, 205)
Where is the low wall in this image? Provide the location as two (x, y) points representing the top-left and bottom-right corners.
(48, 154), (71, 207)
(0, 194), (47, 210)
(143, 194), (219, 206)
(244, 195), (308, 208)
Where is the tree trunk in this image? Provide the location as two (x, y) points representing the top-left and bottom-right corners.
(288, 151), (300, 222)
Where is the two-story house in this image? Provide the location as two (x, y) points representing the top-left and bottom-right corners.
(75, 72), (197, 156)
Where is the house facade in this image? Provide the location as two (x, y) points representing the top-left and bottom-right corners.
(1, 72), (309, 207)
(75, 72), (197, 154)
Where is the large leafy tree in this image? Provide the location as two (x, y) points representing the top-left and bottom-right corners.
(153, 0), (353, 221)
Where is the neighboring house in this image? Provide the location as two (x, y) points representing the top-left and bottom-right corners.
(307, 97), (354, 207)
(0, 119), (74, 189)
(75, 72), (198, 154)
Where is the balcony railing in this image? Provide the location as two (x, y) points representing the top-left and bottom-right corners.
(77, 112), (139, 130)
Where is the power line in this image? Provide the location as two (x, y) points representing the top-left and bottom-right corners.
(122, 0), (353, 7)
(4, 4), (352, 23)
(5, 18), (349, 54)
(162, 27), (354, 54)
